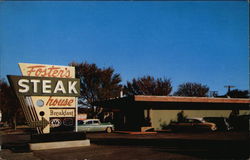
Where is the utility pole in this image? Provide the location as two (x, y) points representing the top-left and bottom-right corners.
(224, 85), (235, 96)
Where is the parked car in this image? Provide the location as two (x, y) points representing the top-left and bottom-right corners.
(78, 119), (114, 133)
(229, 115), (250, 131)
(203, 117), (232, 131)
(169, 118), (217, 132)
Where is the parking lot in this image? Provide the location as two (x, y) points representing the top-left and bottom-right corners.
(1, 131), (249, 160)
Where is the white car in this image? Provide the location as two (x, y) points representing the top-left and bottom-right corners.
(78, 119), (114, 133)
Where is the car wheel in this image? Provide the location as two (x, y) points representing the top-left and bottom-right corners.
(106, 127), (112, 133)
(210, 126), (217, 131)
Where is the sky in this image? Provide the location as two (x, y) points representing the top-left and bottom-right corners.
(0, 1), (249, 95)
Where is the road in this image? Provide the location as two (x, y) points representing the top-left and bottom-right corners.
(1, 131), (249, 160)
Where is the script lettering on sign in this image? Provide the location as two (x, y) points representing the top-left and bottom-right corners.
(19, 63), (75, 78)
(31, 97), (76, 108)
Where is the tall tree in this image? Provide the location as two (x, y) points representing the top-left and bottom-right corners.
(174, 82), (209, 97)
(69, 62), (122, 117)
(227, 89), (249, 98)
(124, 76), (172, 96)
(0, 79), (24, 129)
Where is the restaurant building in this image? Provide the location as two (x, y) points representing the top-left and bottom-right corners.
(94, 95), (250, 130)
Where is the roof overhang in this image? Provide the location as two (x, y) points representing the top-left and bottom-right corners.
(93, 95), (250, 110)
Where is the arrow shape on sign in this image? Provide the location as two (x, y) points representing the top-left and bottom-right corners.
(28, 117), (49, 129)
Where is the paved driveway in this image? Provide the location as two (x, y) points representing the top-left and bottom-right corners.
(1, 131), (249, 160)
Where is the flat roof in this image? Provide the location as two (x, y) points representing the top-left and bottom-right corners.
(93, 95), (250, 110)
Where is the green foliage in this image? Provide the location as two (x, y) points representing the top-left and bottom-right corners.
(227, 89), (249, 98)
(124, 76), (172, 96)
(69, 62), (122, 106)
(0, 79), (24, 128)
(160, 121), (168, 129)
(174, 82), (209, 97)
(177, 110), (187, 122)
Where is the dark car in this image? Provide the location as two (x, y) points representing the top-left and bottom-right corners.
(169, 118), (217, 132)
(203, 117), (232, 131)
(229, 115), (250, 131)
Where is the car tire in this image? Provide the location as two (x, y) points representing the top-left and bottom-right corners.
(210, 126), (217, 131)
(106, 127), (112, 133)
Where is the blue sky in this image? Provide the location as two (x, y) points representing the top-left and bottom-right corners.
(0, 1), (248, 95)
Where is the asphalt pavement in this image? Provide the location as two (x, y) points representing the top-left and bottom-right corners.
(0, 131), (249, 160)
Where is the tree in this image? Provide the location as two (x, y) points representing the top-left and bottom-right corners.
(177, 110), (187, 122)
(69, 62), (122, 118)
(124, 76), (172, 96)
(227, 89), (249, 98)
(0, 79), (24, 129)
(174, 82), (209, 97)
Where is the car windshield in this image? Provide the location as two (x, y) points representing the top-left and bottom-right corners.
(85, 121), (93, 124)
(187, 119), (201, 123)
(78, 121), (83, 125)
(93, 120), (99, 124)
(204, 117), (224, 123)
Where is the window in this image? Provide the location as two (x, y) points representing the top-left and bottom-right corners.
(85, 121), (93, 124)
(93, 120), (99, 124)
(78, 120), (83, 125)
(193, 119), (201, 123)
(187, 119), (201, 123)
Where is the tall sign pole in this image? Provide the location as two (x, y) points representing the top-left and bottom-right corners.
(8, 63), (80, 134)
